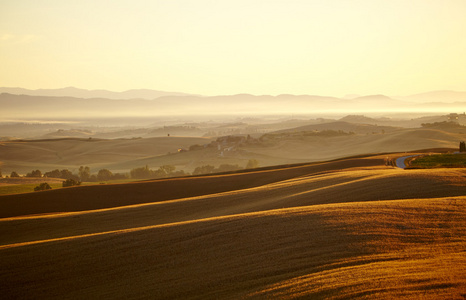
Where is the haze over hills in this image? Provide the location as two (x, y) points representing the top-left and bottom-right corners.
(1, 86), (464, 174)
(0, 120), (463, 175)
(0, 87), (197, 100)
(1, 89), (466, 123)
(1, 87), (465, 103)
(404, 90), (466, 104)
(2, 0), (466, 297)
(1, 87), (465, 299)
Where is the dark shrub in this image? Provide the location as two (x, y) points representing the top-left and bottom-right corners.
(62, 179), (81, 187)
(34, 182), (52, 191)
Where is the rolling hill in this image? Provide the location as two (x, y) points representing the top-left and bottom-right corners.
(1, 154), (465, 298)
(1, 122), (464, 175)
(0, 136), (214, 174)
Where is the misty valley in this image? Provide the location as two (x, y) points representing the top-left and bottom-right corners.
(1, 88), (465, 299)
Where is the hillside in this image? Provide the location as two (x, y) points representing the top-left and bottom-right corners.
(0, 136), (213, 174)
(242, 127), (463, 165)
(1, 154), (465, 298)
(1, 125), (464, 175)
(271, 120), (400, 134)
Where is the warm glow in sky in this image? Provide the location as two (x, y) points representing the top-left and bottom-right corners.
(1, 0), (466, 96)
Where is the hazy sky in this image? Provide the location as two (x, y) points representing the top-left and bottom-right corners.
(1, 0), (466, 97)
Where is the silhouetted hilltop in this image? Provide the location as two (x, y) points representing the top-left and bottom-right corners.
(405, 90), (466, 103)
(272, 121), (399, 134)
(0, 87), (197, 100)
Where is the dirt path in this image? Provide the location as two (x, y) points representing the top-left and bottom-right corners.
(396, 155), (418, 169)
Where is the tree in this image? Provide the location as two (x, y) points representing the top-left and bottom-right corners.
(130, 165), (152, 179)
(193, 165), (215, 175)
(171, 170), (186, 177)
(112, 173), (128, 180)
(60, 169), (74, 180)
(78, 166), (91, 182)
(44, 169), (79, 181)
(62, 178), (80, 187)
(460, 141), (466, 152)
(153, 168), (167, 178)
(160, 165), (176, 175)
(44, 169), (61, 178)
(217, 164), (241, 173)
(97, 169), (113, 181)
(10, 171), (20, 178)
(34, 182), (52, 191)
(246, 159), (259, 169)
(26, 170), (42, 177)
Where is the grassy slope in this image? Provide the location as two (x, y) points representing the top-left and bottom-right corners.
(0, 182), (62, 195)
(111, 127), (464, 172)
(0, 177), (65, 195)
(1, 155), (465, 299)
(410, 153), (466, 168)
(245, 128), (463, 162)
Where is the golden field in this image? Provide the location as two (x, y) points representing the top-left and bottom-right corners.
(1, 155), (465, 299)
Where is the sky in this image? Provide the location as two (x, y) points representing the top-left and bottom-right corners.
(1, 0), (466, 97)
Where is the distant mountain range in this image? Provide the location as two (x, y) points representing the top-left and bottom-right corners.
(0, 88), (465, 121)
(404, 90), (466, 103)
(0, 87), (197, 100)
(1, 87), (465, 102)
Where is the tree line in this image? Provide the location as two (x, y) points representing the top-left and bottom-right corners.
(2, 167), (127, 182)
(2, 159), (260, 190)
(192, 159), (259, 175)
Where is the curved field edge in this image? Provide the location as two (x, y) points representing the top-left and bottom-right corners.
(0, 157), (384, 218)
(1, 152), (465, 219)
(1, 197), (465, 299)
(1, 166), (466, 246)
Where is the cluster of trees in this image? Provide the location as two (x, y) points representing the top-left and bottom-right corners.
(76, 166), (126, 182)
(44, 169), (80, 181)
(193, 159), (259, 175)
(93, 169), (128, 181)
(26, 170), (42, 177)
(62, 178), (81, 187)
(34, 183), (52, 191)
(5, 159), (260, 186)
(421, 121), (464, 128)
(193, 164), (241, 175)
(33, 178), (81, 192)
(130, 165), (185, 179)
(5, 166), (126, 182)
